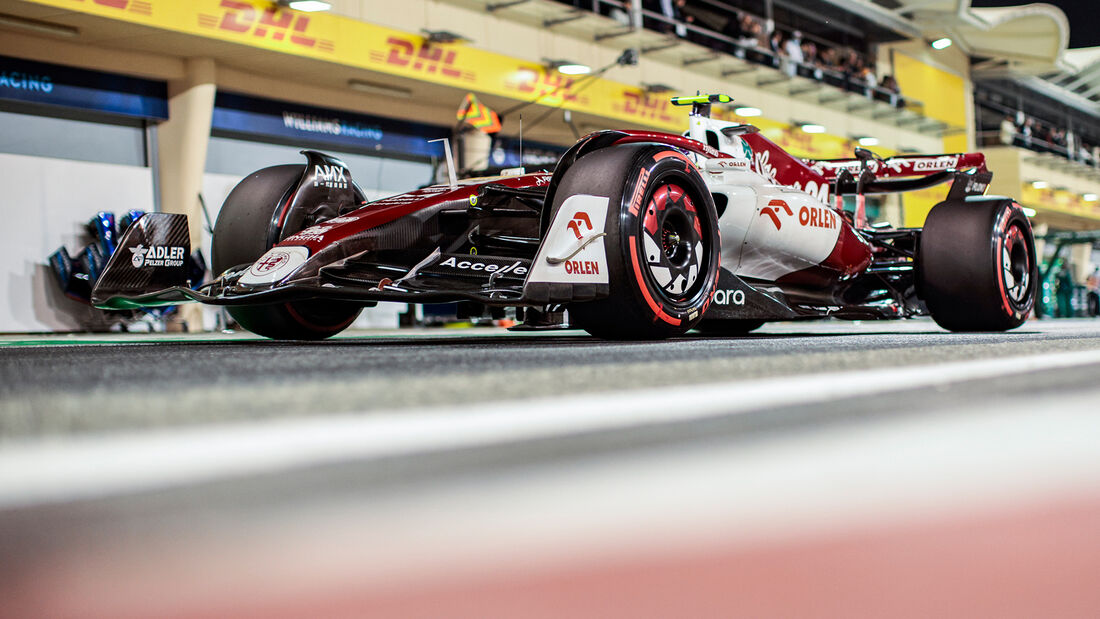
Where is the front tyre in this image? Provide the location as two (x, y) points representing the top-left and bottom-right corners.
(558, 144), (720, 339)
(213, 165), (361, 340)
(918, 198), (1037, 332)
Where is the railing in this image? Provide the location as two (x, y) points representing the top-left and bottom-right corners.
(977, 130), (1100, 169)
(557, 0), (914, 109)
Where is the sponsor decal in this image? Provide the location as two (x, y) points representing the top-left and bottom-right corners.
(313, 164), (348, 189)
(283, 224), (333, 243)
(798, 205), (838, 229)
(129, 244), (185, 268)
(913, 155), (959, 172)
(369, 36), (473, 82)
(249, 250), (291, 275)
(713, 288), (745, 306)
(0, 72), (53, 93)
(628, 168), (650, 216)
(567, 212), (593, 240)
(437, 256), (528, 276)
(324, 216), (359, 224)
(198, 0), (334, 53)
(618, 91), (676, 124)
(706, 159), (750, 171)
(759, 199), (793, 230)
(282, 112), (383, 140)
(505, 66), (587, 106)
(238, 245), (309, 286)
(754, 149), (777, 182)
(564, 260), (599, 275)
(792, 180), (830, 203)
(69, 0), (152, 15)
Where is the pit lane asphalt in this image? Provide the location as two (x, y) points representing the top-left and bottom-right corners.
(4, 318), (1100, 439)
(4, 319), (1100, 618)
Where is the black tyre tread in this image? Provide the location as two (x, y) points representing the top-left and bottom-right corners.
(212, 164), (360, 340)
(212, 165), (301, 275)
(919, 199), (1036, 332)
(559, 144), (719, 340)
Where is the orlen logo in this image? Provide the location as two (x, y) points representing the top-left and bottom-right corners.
(250, 250), (291, 275)
(314, 164), (347, 189)
(198, 1), (335, 53)
(798, 205), (838, 230)
(369, 37), (474, 82)
(72, 0), (152, 16)
(567, 212), (592, 240)
(759, 199), (793, 230)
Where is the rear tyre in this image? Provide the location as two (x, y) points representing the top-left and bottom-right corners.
(557, 144), (720, 339)
(695, 319), (765, 335)
(918, 198), (1036, 332)
(213, 165), (361, 340)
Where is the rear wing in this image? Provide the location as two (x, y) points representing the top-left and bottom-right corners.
(806, 152), (992, 197)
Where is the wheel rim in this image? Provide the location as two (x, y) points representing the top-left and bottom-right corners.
(1001, 222), (1031, 306)
(640, 180), (707, 302)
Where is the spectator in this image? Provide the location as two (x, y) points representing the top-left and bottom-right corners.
(999, 114), (1016, 145)
(609, 0), (635, 28)
(1056, 262), (1075, 318)
(1086, 268), (1100, 317)
(644, 0), (680, 35)
(784, 30), (804, 76)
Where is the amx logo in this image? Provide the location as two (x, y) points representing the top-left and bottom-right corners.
(314, 165), (348, 189)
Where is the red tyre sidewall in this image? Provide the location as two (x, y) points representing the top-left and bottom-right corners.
(993, 203), (1037, 323)
(617, 149), (719, 328)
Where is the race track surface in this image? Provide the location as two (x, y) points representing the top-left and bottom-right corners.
(2, 318), (1099, 618)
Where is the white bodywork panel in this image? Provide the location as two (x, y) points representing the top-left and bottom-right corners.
(688, 111), (843, 281)
(527, 194), (610, 285)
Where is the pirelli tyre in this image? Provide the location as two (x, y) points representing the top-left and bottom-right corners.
(918, 197), (1037, 332)
(212, 165), (361, 340)
(558, 144), (720, 339)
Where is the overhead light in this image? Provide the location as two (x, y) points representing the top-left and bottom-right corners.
(1022, 207), (1037, 217)
(348, 79), (413, 98)
(421, 29), (470, 44)
(1031, 180), (1048, 189)
(735, 106), (762, 117)
(279, 0), (332, 11)
(1084, 193), (1098, 202)
(0, 13), (79, 37)
(545, 59), (591, 75)
(931, 38), (952, 50)
(800, 123), (826, 134)
(556, 63), (591, 75)
(857, 136), (880, 147)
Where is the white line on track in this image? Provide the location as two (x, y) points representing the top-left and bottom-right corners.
(3, 348), (1100, 509)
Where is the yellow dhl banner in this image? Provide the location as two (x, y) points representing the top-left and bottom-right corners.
(1021, 185), (1100, 221)
(30, 0), (872, 160)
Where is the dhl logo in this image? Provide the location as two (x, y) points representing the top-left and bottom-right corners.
(369, 37), (475, 82)
(506, 67), (587, 106)
(198, 0), (335, 53)
(618, 91), (675, 124)
(71, 0), (151, 15)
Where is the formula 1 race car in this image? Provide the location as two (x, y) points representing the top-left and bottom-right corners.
(91, 94), (1037, 340)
